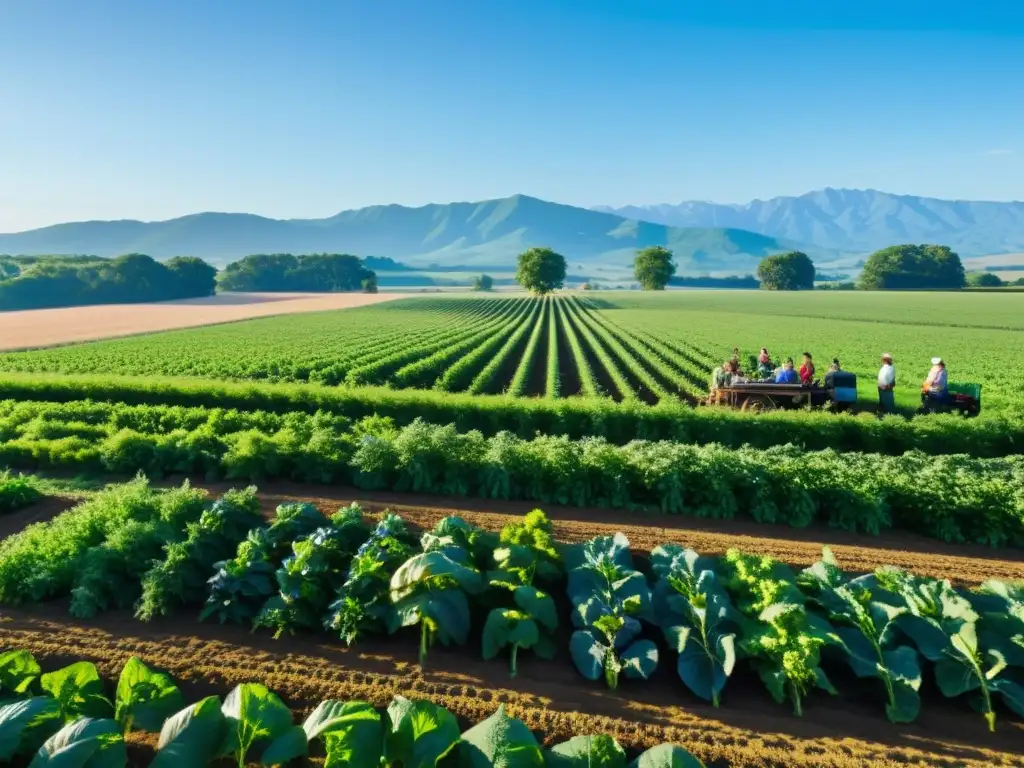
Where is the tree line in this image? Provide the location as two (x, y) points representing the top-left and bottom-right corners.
(0, 253), (380, 311)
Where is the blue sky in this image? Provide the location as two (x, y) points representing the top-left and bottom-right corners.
(1, 1), (1023, 231)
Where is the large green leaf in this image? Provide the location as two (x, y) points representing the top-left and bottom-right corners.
(0, 698), (61, 761)
(219, 683), (296, 764)
(390, 552), (483, 600)
(563, 534), (632, 573)
(569, 631), (607, 682)
(990, 676), (1024, 718)
(513, 586), (558, 632)
(305, 700), (380, 768)
(28, 717), (126, 768)
(546, 734), (626, 768)
(0, 650), (42, 696)
(39, 663), (112, 723)
(385, 696), (460, 768)
(113, 658), (182, 734)
(620, 640), (658, 681)
(628, 743), (705, 768)
(457, 705), (544, 768)
(150, 696), (226, 768)
(259, 725), (309, 766)
(483, 610), (540, 661)
(668, 626), (735, 703)
(882, 647), (923, 723)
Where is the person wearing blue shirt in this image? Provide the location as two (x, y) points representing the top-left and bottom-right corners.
(774, 358), (799, 384)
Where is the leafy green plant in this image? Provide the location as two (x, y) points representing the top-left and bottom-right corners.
(306, 700), (382, 768)
(218, 683), (307, 768)
(0, 698), (61, 761)
(136, 487), (260, 622)
(651, 545), (738, 706)
(253, 506), (370, 638)
(325, 513), (416, 646)
(113, 657), (182, 734)
(870, 567), (1024, 730)
(39, 662), (113, 723)
(421, 515), (498, 569)
(388, 550), (484, 668)
(383, 696), (460, 768)
(546, 734), (627, 768)
(798, 549), (922, 722)
(968, 579), (1024, 668)
(565, 534), (658, 690)
(149, 696), (227, 768)
(0, 649), (42, 697)
(724, 550), (837, 716)
(482, 581), (558, 678)
(27, 717), (126, 767)
(0, 469), (40, 514)
(201, 529), (277, 625)
(457, 704), (544, 768)
(628, 743), (705, 768)
(497, 509), (562, 582)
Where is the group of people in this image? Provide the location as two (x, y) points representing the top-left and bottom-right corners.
(710, 347), (952, 414)
(712, 348), (821, 389)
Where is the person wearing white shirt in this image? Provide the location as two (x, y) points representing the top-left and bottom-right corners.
(923, 357), (949, 406)
(877, 353), (896, 413)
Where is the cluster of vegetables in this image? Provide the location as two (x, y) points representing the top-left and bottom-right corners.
(0, 479), (1021, 732)
(0, 651), (705, 767)
(1, 400), (1022, 546)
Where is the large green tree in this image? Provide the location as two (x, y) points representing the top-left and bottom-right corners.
(858, 244), (966, 290)
(515, 247), (567, 294)
(633, 246), (676, 290)
(966, 271), (1004, 287)
(756, 251), (816, 290)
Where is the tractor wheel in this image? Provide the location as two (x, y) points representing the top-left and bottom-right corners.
(741, 395), (775, 413)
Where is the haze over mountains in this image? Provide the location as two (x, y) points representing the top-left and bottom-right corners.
(596, 188), (1024, 256)
(1, 189), (1021, 276)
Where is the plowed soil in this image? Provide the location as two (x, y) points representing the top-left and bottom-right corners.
(2, 487), (1022, 767)
(0, 292), (401, 351)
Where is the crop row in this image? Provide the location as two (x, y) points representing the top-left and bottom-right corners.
(1, 372), (1020, 459)
(1, 481), (1021, 733)
(0, 400), (1022, 545)
(0, 652), (702, 768)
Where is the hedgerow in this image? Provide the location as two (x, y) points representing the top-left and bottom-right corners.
(0, 373), (1020, 458)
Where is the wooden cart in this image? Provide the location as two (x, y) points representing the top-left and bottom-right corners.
(708, 381), (834, 412)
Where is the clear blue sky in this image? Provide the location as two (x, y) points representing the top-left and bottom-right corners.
(2, 1), (1023, 231)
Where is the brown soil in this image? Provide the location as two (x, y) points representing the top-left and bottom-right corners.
(1, 604), (1020, 768)
(0, 495), (77, 539)
(212, 481), (1024, 586)
(0, 292), (402, 351)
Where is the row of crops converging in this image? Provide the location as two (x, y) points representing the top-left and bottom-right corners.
(1, 480), (1021, 737)
(0, 295), (716, 402)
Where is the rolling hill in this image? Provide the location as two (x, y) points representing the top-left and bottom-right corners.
(0, 195), (825, 274)
(596, 188), (1024, 257)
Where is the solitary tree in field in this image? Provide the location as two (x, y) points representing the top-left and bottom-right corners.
(633, 246), (676, 290)
(858, 244), (965, 290)
(756, 251), (816, 290)
(473, 274), (494, 291)
(966, 272), (1004, 288)
(515, 247), (567, 294)
(361, 275), (378, 293)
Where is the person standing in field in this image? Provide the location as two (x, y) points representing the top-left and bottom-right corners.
(877, 353), (896, 413)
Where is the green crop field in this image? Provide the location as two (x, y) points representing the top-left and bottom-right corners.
(1, 291), (1022, 418)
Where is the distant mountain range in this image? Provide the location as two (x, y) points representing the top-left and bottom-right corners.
(1, 188), (1020, 276)
(0, 195), (826, 275)
(596, 188), (1024, 257)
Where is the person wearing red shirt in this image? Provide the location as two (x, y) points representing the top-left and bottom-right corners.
(799, 352), (815, 385)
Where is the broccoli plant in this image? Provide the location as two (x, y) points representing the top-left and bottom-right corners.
(200, 501), (332, 627)
(651, 545), (739, 707)
(325, 513), (416, 646)
(798, 548), (922, 723)
(565, 534), (658, 690)
(253, 507), (371, 638)
(498, 509), (562, 583)
(136, 488), (261, 622)
(388, 549), (484, 669)
(723, 549), (837, 716)
(869, 567), (1024, 730)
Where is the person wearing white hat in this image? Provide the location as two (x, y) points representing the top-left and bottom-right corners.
(922, 357), (948, 404)
(877, 353), (896, 413)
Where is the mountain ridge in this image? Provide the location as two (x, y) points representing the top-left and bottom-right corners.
(595, 188), (1024, 256)
(0, 194), (823, 274)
